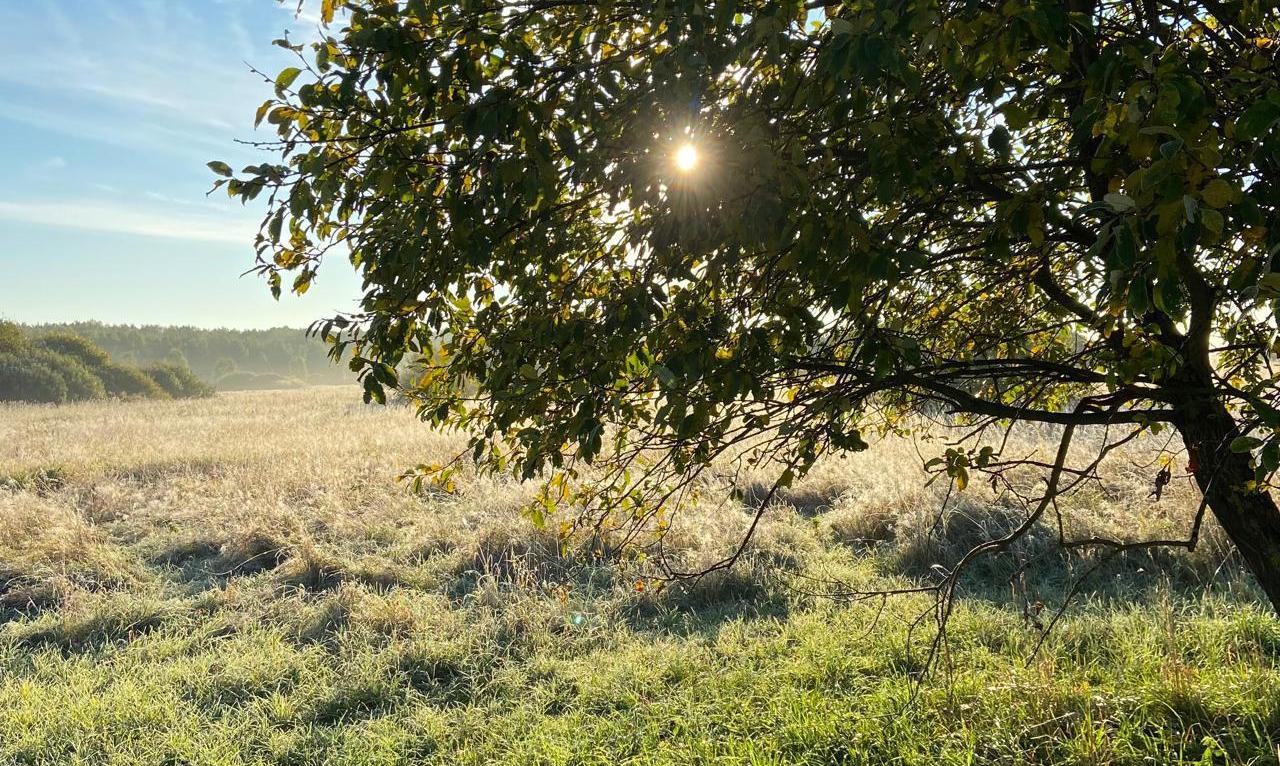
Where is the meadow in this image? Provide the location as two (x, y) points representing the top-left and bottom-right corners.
(1, 387), (1278, 765)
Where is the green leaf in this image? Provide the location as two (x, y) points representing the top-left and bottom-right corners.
(1002, 102), (1030, 130)
(1199, 208), (1224, 239)
(275, 67), (302, 96)
(1127, 278), (1150, 315)
(976, 446), (995, 468)
(526, 499), (547, 528)
(1263, 443), (1280, 473)
(1104, 193), (1135, 213)
(1259, 273), (1280, 297)
(268, 211), (285, 242)
(1230, 436), (1263, 453)
(1200, 179), (1235, 209)
(207, 161), (233, 178)
(987, 125), (1011, 158)
(1236, 101), (1280, 140)
(1113, 225), (1137, 267)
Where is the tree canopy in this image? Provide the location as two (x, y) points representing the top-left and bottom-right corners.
(26, 322), (353, 390)
(220, 1), (1280, 610)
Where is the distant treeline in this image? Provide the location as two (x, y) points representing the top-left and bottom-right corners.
(0, 322), (212, 404)
(20, 322), (352, 391)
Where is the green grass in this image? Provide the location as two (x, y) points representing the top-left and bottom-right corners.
(3, 591), (1278, 764)
(1, 389), (1278, 765)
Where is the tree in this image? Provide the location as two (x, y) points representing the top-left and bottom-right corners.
(220, 1), (1280, 611)
(0, 322), (26, 355)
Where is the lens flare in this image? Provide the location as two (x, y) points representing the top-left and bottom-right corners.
(674, 143), (699, 173)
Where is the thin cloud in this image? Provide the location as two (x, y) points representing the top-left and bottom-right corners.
(0, 101), (238, 160)
(0, 2), (312, 158)
(0, 200), (256, 245)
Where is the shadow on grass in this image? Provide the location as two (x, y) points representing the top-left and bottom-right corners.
(9, 601), (178, 655)
(109, 457), (236, 485)
(740, 479), (848, 518)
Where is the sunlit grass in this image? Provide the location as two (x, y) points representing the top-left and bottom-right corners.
(0, 388), (1277, 764)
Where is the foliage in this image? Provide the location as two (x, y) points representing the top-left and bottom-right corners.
(221, 2), (1280, 608)
(0, 322), (27, 355)
(0, 324), (109, 404)
(27, 349), (106, 401)
(24, 322), (351, 389)
(0, 324), (215, 404)
(32, 332), (113, 369)
(144, 364), (215, 400)
(95, 362), (168, 400)
(0, 353), (68, 405)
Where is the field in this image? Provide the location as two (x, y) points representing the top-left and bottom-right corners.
(2, 387), (1279, 765)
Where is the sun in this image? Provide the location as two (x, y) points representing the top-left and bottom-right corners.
(674, 142), (699, 173)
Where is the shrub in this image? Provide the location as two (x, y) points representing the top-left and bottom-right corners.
(0, 321), (28, 354)
(176, 367), (215, 398)
(28, 349), (107, 401)
(32, 332), (113, 368)
(144, 365), (183, 398)
(97, 362), (167, 399)
(0, 330), (205, 403)
(0, 354), (68, 404)
(145, 364), (214, 399)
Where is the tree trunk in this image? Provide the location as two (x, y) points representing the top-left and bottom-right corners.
(1178, 397), (1280, 614)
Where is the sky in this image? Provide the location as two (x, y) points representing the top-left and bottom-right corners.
(0, 1), (362, 329)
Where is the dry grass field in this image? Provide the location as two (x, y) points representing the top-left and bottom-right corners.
(2, 387), (1279, 764)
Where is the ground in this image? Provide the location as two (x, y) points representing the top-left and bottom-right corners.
(1, 388), (1278, 765)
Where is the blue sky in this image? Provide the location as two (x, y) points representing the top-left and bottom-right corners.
(0, 1), (361, 329)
